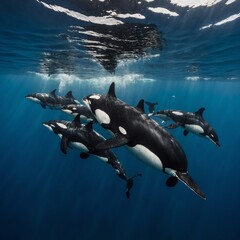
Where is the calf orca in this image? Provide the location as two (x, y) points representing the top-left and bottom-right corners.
(152, 109), (220, 147)
(25, 89), (80, 109)
(61, 104), (97, 123)
(145, 101), (158, 113)
(43, 115), (140, 198)
(83, 82), (206, 200)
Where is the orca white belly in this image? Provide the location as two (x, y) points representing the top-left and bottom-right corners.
(127, 144), (163, 171)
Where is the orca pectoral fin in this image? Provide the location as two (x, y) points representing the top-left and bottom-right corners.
(96, 135), (128, 150)
(183, 130), (189, 136)
(165, 123), (179, 129)
(176, 172), (206, 200)
(80, 152), (90, 159)
(166, 176), (178, 187)
(41, 104), (46, 109)
(126, 173), (142, 199)
(60, 136), (68, 154)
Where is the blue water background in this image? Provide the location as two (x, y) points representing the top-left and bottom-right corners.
(1, 0), (240, 239)
(1, 76), (240, 240)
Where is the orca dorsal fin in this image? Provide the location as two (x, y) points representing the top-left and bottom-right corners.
(72, 114), (82, 127)
(107, 82), (116, 98)
(65, 91), (74, 99)
(195, 107), (205, 117)
(50, 89), (57, 96)
(135, 99), (145, 113)
(85, 121), (93, 131)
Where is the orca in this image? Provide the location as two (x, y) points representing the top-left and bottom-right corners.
(83, 82), (206, 200)
(152, 108), (220, 147)
(25, 89), (80, 109)
(145, 101), (158, 113)
(43, 114), (140, 198)
(61, 104), (97, 123)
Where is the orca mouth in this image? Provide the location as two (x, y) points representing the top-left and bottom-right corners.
(212, 139), (220, 147)
(61, 108), (72, 114)
(82, 98), (87, 104)
(82, 98), (90, 109)
(25, 95), (33, 99)
(42, 122), (53, 132)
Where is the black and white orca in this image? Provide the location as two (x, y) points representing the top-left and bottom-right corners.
(61, 104), (97, 123)
(83, 82), (206, 200)
(25, 89), (80, 109)
(43, 115), (140, 198)
(145, 101), (158, 113)
(152, 108), (220, 147)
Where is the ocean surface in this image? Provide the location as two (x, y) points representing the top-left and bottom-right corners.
(0, 0), (240, 240)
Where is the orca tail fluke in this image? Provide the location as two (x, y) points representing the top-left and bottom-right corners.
(125, 173), (142, 199)
(176, 172), (206, 200)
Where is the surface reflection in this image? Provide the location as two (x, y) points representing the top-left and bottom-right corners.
(41, 22), (163, 75)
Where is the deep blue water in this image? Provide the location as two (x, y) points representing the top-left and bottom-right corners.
(1, 1), (240, 240)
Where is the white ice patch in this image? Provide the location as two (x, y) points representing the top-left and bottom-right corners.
(169, 0), (222, 8)
(115, 13), (145, 20)
(95, 109), (110, 124)
(56, 123), (68, 129)
(226, 0), (236, 5)
(200, 13), (240, 30)
(58, 134), (63, 139)
(89, 94), (101, 100)
(148, 7), (179, 17)
(119, 126), (127, 135)
(214, 13), (240, 26)
(130, 144), (163, 171)
(172, 111), (183, 116)
(36, 0), (123, 25)
(185, 124), (204, 134)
